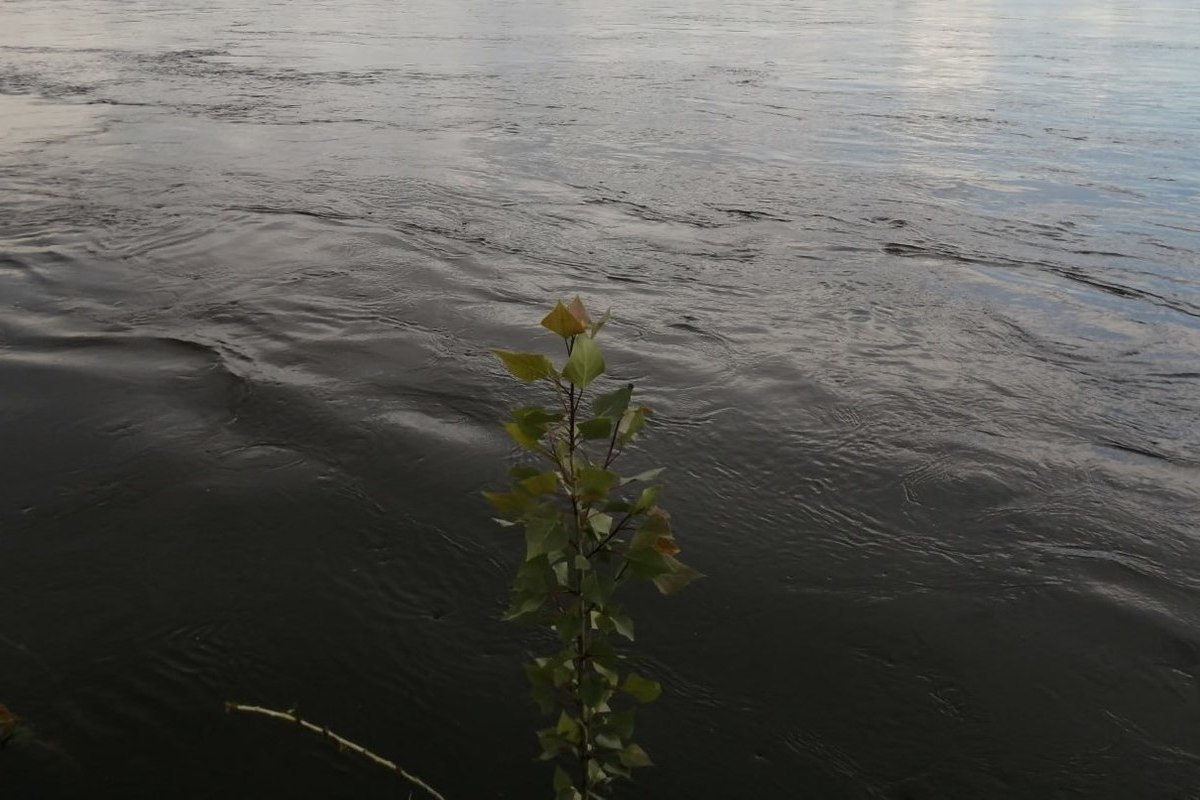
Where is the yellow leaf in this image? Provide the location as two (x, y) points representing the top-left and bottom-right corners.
(541, 301), (587, 338)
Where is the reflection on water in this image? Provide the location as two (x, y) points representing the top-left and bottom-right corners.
(1, 0), (1198, 796)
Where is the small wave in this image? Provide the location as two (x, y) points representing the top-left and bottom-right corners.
(883, 241), (1200, 320)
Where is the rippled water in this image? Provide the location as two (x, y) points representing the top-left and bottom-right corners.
(2, 0), (1198, 796)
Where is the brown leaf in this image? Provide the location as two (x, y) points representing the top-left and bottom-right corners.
(0, 704), (18, 739)
(653, 536), (680, 556)
(652, 555), (703, 595)
(567, 296), (591, 326)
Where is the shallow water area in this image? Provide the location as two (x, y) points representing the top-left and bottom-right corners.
(1, 0), (1199, 797)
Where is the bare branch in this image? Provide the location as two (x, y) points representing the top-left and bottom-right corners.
(225, 702), (446, 800)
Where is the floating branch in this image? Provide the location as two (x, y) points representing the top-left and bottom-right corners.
(225, 702), (446, 800)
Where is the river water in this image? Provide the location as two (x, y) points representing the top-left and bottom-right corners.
(1, 0), (1198, 796)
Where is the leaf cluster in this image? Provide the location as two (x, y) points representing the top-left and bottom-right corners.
(487, 299), (700, 798)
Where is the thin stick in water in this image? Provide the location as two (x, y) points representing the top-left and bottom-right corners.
(225, 702), (446, 800)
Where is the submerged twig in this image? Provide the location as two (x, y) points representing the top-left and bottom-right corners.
(225, 702), (446, 800)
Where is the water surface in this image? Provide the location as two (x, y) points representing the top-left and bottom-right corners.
(2, 0), (1199, 796)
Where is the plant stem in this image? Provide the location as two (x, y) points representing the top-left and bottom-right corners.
(578, 602), (590, 796)
(565, 379), (594, 797)
(589, 510), (635, 558)
(224, 703), (446, 800)
(603, 420), (621, 469)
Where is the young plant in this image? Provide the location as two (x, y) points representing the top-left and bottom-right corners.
(487, 298), (701, 800)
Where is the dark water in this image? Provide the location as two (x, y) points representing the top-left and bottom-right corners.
(2, 0), (1199, 796)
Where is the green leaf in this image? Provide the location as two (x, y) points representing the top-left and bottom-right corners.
(652, 554), (703, 595)
(505, 555), (555, 620)
(525, 518), (568, 561)
(619, 743), (653, 768)
(633, 485), (661, 513)
(519, 471), (559, 495)
(587, 759), (607, 786)
(482, 490), (532, 519)
(553, 438), (572, 466)
(594, 731), (623, 750)
(502, 421), (542, 450)
(580, 671), (612, 708)
(504, 407), (561, 450)
(593, 660), (620, 686)
(525, 662), (556, 714)
(513, 556), (550, 589)
(605, 708), (635, 739)
(631, 510), (671, 546)
(577, 417), (613, 440)
(504, 593), (543, 621)
(512, 406), (562, 427)
(611, 612), (635, 641)
(598, 755), (631, 781)
(552, 559), (569, 587)
(541, 301), (587, 338)
(542, 650), (575, 688)
(509, 465), (540, 481)
(617, 407), (648, 444)
(537, 727), (571, 760)
(556, 711), (581, 743)
(587, 512), (613, 537)
(492, 349), (554, 381)
(592, 384), (632, 420)
(620, 467), (665, 486)
(590, 308), (613, 337)
(580, 572), (613, 607)
(590, 606), (633, 640)
(588, 637), (619, 670)
(624, 546), (671, 580)
(622, 673), (662, 703)
(626, 517), (673, 577)
(553, 766), (573, 793)
(577, 466), (619, 504)
(554, 608), (582, 643)
(562, 333), (605, 388)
